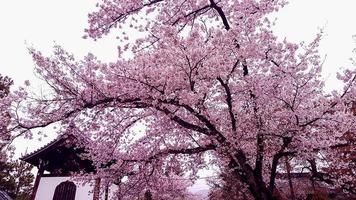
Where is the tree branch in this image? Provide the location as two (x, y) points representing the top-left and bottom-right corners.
(126, 143), (217, 163)
(209, 0), (230, 30)
(217, 77), (236, 132)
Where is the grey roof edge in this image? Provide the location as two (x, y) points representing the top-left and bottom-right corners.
(20, 134), (67, 162)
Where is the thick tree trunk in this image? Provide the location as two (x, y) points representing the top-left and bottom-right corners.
(229, 151), (280, 200)
(285, 157), (295, 200)
(144, 190), (152, 200)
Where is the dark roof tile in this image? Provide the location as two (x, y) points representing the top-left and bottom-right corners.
(0, 190), (12, 200)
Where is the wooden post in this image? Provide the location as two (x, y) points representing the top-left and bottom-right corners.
(285, 156), (295, 200)
(93, 178), (101, 200)
(30, 160), (44, 200)
(104, 184), (109, 200)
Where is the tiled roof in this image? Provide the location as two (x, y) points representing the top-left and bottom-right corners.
(20, 133), (95, 174)
(20, 135), (64, 161)
(0, 190), (12, 200)
(20, 134), (77, 163)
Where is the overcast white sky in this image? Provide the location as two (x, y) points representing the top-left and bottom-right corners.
(1, 0), (356, 194)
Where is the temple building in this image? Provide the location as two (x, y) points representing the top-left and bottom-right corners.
(21, 134), (110, 200)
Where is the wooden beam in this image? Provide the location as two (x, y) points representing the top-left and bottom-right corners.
(93, 178), (101, 200)
(30, 160), (45, 200)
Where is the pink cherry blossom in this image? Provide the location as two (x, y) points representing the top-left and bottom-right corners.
(4, 0), (356, 199)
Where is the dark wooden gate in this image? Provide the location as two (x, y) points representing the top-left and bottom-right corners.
(52, 181), (76, 200)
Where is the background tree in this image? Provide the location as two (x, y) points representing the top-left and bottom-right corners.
(0, 74), (33, 200)
(0, 160), (34, 200)
(11, 160), (34, 200)
(6, 0), (356, 199)
(0, 160), (16, 197)
(0, 75), (12, 99)
(0, 74), (13, 158)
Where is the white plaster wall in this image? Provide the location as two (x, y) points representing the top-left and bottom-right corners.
(101, 184), (118, 200)
(35, 176), (94, 200)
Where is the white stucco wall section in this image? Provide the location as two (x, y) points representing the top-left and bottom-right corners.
(35, 176), (94, 200)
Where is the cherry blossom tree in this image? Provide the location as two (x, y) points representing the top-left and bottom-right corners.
(6, 0), (356, 199)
